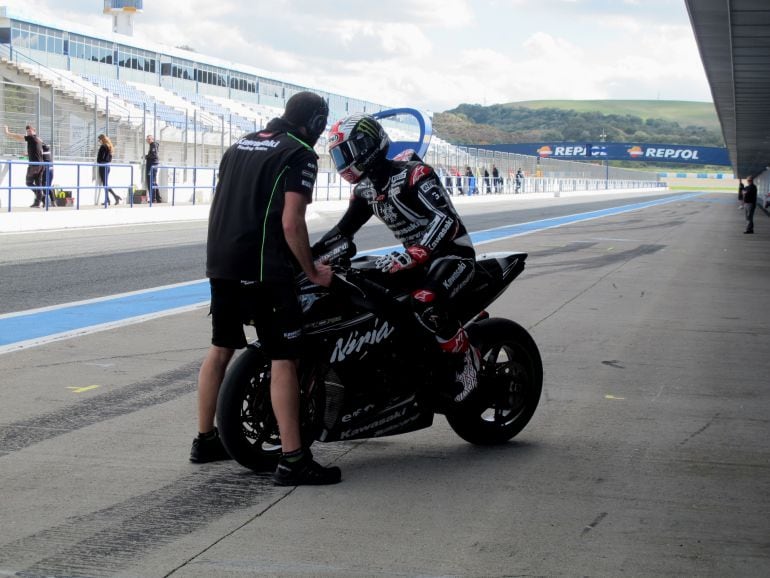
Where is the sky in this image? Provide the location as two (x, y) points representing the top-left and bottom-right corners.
(4, 0), (712, 114)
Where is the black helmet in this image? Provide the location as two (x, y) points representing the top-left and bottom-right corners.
(327, 114), (390, 183)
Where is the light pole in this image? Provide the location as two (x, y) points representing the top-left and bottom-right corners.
(599, 129), (608, 188)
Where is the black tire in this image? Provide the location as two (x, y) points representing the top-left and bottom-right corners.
(446, 318), (543, 445)
(216, 346), (324, 471)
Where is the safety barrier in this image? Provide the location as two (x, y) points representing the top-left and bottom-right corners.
(1, 158), (666, 212)
(0, 159), (219, 211)
(311, 174), (666, 202)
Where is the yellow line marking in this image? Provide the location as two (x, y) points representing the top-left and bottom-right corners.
(605, 394), (625, 400)
(67, 385), (101, 393)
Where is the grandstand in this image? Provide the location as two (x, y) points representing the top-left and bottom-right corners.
(0, 5), (661, 208)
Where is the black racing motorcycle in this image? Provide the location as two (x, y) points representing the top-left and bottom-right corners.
(216, 241), (543, 471)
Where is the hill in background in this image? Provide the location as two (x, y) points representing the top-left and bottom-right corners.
(433, 99), (723, 149)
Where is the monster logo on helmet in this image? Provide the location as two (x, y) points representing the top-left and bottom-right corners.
(328, 114), (391, 184)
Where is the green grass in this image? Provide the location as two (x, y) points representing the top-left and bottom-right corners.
(507, 100), (720, 131)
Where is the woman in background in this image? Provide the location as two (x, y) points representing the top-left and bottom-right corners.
(97, 134), (121, 205)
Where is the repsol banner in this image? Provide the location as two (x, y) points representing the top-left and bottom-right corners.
(471, 142), (731, 166)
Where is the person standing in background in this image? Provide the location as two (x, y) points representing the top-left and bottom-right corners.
(145, 135), (161, 203)
(492, 164), (500, 193)
(742, 176), (757, 234)
(4, 125), (45, 207)
(97, 134), (122, 205)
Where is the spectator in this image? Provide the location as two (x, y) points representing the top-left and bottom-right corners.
(492, 164), (500, 193)
(465, 166), (478, 195)
(191, 91), (339, 486)
(742, 176), (757, 234)
(737, 179), (744, 209)
(4, 125), (45, 207)
(145, 135), (161, 203)
(483, 167), (491, 194)
(515, 168), (523, 193)
(97, 134), (122, 205)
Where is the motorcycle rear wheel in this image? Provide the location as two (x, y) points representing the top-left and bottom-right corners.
(216, 345), (324, 471)
(447, 318), (542, 445)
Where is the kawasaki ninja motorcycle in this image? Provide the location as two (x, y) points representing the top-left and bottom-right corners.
(216, 240), (542, 471)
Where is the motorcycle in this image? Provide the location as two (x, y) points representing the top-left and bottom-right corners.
(216, 240), (543, 471)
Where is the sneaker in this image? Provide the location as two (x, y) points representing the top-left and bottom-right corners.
(454, 345), (481, 403)
(189, 428), (232, 463)
(272, 450), (341, 486)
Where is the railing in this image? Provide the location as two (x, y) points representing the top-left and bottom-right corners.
(156, 164), (217, 206)
(1, 157), (666, 212)
(311, 174), (666, 202)
(2, 159), (138, 211)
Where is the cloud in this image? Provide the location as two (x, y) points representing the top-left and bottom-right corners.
(3, 0), (713, 111)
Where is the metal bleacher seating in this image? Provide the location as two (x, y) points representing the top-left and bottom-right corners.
(174, 91), (256, 134)
(84, 75), (192, 130)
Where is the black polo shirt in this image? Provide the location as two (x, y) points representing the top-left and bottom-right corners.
(206, 118), (318, 282)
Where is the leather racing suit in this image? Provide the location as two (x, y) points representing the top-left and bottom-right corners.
(317, 152), (476, 345)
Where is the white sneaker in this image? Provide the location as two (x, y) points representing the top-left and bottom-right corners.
(454, 346), (480, 402)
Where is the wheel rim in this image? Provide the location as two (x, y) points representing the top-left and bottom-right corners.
(239, 361), (323, 455)
(240, 364), (282, 456)
(477, 341), (531, 428)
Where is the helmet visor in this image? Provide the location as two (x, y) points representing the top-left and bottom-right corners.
(330, 142), (354, 172)
(330, 133), (377, 173)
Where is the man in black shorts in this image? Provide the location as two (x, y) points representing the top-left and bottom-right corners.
(4, 125), (45, 207)
(190, 91), (340, 486)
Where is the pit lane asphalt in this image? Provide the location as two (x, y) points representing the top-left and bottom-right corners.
(0, 190), (768, 577)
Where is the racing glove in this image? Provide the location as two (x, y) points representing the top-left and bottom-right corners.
(375, 245), (430, 273)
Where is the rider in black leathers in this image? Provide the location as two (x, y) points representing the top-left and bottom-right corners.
(317, 114), (480, 402)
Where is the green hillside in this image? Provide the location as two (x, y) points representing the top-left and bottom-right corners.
(511, 100), (720, 132)
(433, 100), (724, 148)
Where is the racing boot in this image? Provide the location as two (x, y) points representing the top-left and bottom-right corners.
(438, 328), (481, 404)
(454, 344), (481, 403)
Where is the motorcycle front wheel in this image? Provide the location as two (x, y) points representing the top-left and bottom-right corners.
(216, 345), (325, 471)
(447, 318), (543, 445)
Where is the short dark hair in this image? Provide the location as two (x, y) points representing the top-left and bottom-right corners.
(283, 91), (328, 140)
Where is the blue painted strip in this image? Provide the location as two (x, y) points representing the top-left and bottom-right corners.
(0, 282), (209, 347)
(0, 193), (701, 349)
(468, 192), (701, 244)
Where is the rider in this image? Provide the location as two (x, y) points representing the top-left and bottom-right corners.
(317, 114), (480, 403)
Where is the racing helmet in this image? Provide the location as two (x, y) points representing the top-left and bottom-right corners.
(327, 114), (390, 184)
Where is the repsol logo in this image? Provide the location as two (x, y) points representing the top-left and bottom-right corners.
(551, 146), (587, 156)
(330, 319), (395, 363)
(643, 148), (700, 160)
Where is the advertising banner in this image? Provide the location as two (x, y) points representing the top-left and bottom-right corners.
(472, 142), (731, 166)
